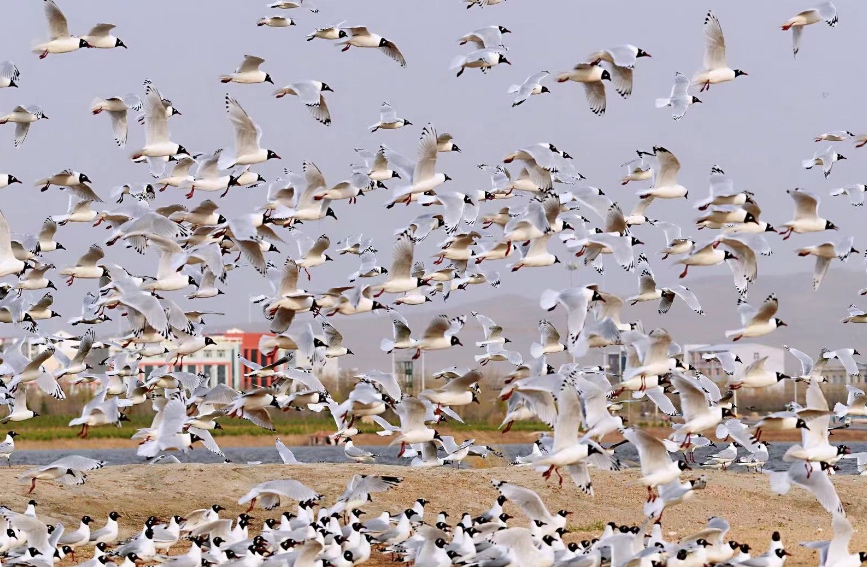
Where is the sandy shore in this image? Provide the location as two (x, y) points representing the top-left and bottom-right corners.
(0, 464), (863, 567)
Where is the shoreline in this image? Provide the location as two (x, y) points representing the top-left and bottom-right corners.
(12, 425), (865, 452)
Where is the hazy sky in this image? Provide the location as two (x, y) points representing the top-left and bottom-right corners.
(3, 0), (867, 337)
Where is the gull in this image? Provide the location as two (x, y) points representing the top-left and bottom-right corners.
(220, 55), (273, 84)
(802, 514), (867, 567)
(656, 72), (701, 120)
(651, 220), (693, 260)
(370, 101), (412, 132)
(131, 81), (188, 170)
(0, 431), (18, 466)
(726, 294), (786, 341)
(333, 474), (402, 513)
(238, 479), (320, 511)
(58, 515), (93, 554)
(566, 232), (642, 273)
(622, 427), (689, 501)
(274, 438), (302, 464)
(372, 231), (427, 296)
(182, 150), (238, 199)
(0, 105), (48, 148)
(713, 233), (771, 297)
(531, 382), (620, 492)
(540, 286), (604, 355)
(220, 95), (280, 167)
(508, 72), (550, 107)
(82, 24), (126, 49)
(803, 146), (846, 178)
(68, 388), (124, 438)
(89, 512), (121, 544)
(54, 328), (94, 378)
(269, 0), (318, 12)
(294, 233), (332, 279)
(842, 304), (867, 324)
(257, 16), (295, 27)
(782, 2), (837, 57)
(338, 26), (406, 67)
(459, 25), (511, 49)
(530, 320), (564, 359)
(816, 130), (854, 142)
(390, 397), (439, 457)
(90, 94), (141, 147)
(502, 142), (575, 190)
(0, 62), (20, 88)
(420, 369), (482, 406)
(675, 239), (736, 279)
(824, 349), (860, 376)
(831, 184), (867, 206)
(348, 248), (387, 281)
(437, 133), (461, 153)
(472, 311), (510, 347)
(35, 169), (92, 191)
(0, 209), (25, 279)
(703, 351), (742, 375)
(621, 150), (654, 185)
(307, 20), (347, 41)
(781, 188), (838, 240)
(2, 380), (39, 423)
(273, 81), (333, 125)
(770, 462), (843, 515)
(834, 385), (867, 418)
(33, 0), (91, 58)
(727, 356), (789, 390)
(796, 236), (857, 290)
(692, 11), (747, 91)
(587, 44), (652, 98)
(59, 244), (104, 285)
(465, 0), (506, 7)
(556, 62), (611, 115)
(19, 455), (105, 493)
(640, 146), (687, 200)
(672, 372), (737, 445)
(627, 266), (704, 315)
(782, 380), (850, 468)
(386, 125), (452, 204)
(355, 147), (401, 181)
(451, 47), (510, 77)
(491, 480), (570, 536)
(344, 438), (376, 462)
(510, 233), (560, 271)
(702, 443), (738, 469)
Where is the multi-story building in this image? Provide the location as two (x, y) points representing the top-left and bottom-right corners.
(0, 327), (339, 392)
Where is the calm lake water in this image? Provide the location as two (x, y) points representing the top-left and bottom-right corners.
(11, 442), (867, 475)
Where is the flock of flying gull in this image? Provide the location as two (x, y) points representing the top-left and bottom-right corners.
(0, 0), (866, 566)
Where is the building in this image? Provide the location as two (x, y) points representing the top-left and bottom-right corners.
(823, 361), (867, 385)
(0, 327), (339, 392)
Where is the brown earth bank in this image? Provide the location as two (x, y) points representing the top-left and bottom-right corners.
(0, 464), (864, 567)
(13, 425), (867, 451)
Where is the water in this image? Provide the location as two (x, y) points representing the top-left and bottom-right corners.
(11, 441), (867, 475)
